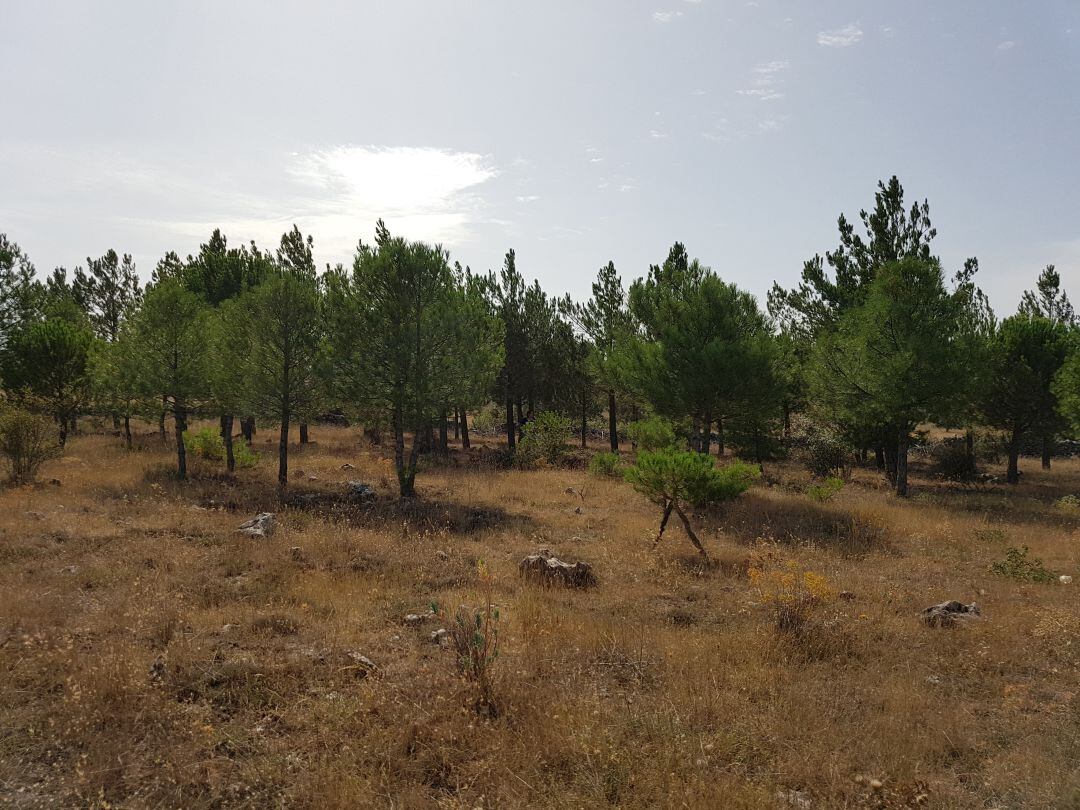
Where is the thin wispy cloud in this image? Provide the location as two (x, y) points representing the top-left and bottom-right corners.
(997, 40), (1016, 51)
(817, 23), (863, 48)
(737, 59), (789, 101)
(652, 10), (684, 23)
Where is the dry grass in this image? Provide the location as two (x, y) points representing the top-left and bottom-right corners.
(1, 423), (1078, 808)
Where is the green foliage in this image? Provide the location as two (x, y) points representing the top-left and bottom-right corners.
(588, 450), (622, 478)
(182, 427), (257, 468)
(1056, 494), (1080, 512)
(0, 405), (62, 484)
(800, 422), (850, 479)
(806, 476), (845, 503)
(431, 563), (500, 713)
(624, 450), (758, 509)
(626, 416), (678, 452)
(990, 546), (1055, 583)
(517, 411), (572, 466)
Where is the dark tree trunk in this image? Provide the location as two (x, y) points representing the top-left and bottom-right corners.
(782, 402), (791, 440)
(299, 423), (309, 445)
(652, 500), (674, 546)
(608, 390), (618, 453)
(112, 413), (120, 431)
(241, 417), (254, 443)
(58, 418), (68, 448)
(174, 406), (187, 480)
(674, 504), (708, 560)
(223, 414), (235, 473)
(124, 415), (132, 449)
(700, 411), (711, 456)
(690, 417), (700, 452)
(392, 405), (417, 497)
(1007, 427), (1021, 484)
(453, 408), (460, 441)
(219, 414), (229, 439)
(278, 415), (289, 487)
(159, 407), (167, 441)
(895, 427), (909, 498)
(1041, 436), (1052, 470)
(581, 389), (588, 449)
(505, 397), (516, 450)
(716, 417), (724, 457)
(884, 442), (898, 484)
(460, 406), (471, 450)
(516, 400), (525, 441)
(438, 407), (449, 454)
(965, 429), (976, 476)
(69, 415), (76, 434)
(874, 446), (885, 470)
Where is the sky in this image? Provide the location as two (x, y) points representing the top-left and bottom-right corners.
(2, 1), (1079, 316)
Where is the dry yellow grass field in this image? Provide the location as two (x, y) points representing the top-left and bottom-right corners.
(1, 424), (1078, 808)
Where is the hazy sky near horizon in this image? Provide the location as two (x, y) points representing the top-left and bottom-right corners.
(2, 1), (1078, 315)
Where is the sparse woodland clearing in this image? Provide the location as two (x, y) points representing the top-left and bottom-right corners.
(1, 424), (1078, 809)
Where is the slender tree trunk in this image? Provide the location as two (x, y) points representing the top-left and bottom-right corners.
(219, 414), (228, 439)
(505, 396), (516, 450)
(782, 402), (791, 440)
(516, 400), (525, 440)
(278, 414), (289, 487)
(608, 390), (618, 453)
(460, 406), (471, 450)
(112, 413), (120, 431)
(895, 427), (909, 498)
(716, 417), (724, 457)
(224, 414), (235, 473)
(874, 446), (885, 470)
(652, 500), (674, 547)
(174, 406), (187, 480)
(124, 415), (132, 449)
(673, 504), (708, 560)
(241, 417), (254, 443)
(69, 415), (76, 435)
(1041, 436), (1052, 470)
(438, 406), (449, 454)
(299, 423), (309, 445)
(453, 407), (460, 441)
(392, 404), (410, 495)
(965, 429), (976, 476)
(58, 418), (68, 448)
(1007, 427), (1021, 484)
(159, 408), (167, 441)
(701, 411), (712, 456)
(884, 441), (898, 484)
(581, 389), (588, 449)
(690, 417), (700, 452)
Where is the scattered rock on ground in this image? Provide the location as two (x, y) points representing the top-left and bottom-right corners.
(49, 479), (61, 486)
(839, 590), (856, 601)
(289, 546), (308, 564)
(403, 612), (434, 627)
(921, 600), (980, 628)
(430, 628), (449, 645)
(341, 463), (355, 470)
(1061, 575), (1073, 585)
(519, 549), (597, 588)
(341, 650), (377, 678)
(345, 481), (376, 502)
(237, 512), (275, 539)
(435, 550), (450, 561)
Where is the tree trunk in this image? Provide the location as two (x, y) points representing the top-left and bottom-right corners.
(1007, 427), (1021, 484)
(652, 500), (674, 547)
(874, 446), (885, 470)
(516, 400), (525, 441)
(581, 389), (588, 449)
(690, 417), (700, 452)
(124, 415), (132, 450)
(884, 443), (898, 484)
(460, 406), (471, 450)
(219, 414), (229, 439)
(241, 417), (254, 443)
(159, 408), (167, 441)
(965, 429), (976, 476)
(700, 411), (711, 456)
(224, 414), (235, 473)
(393, 405), (410, 496)
(895, 427), (909, 498)
(673, 504), (708, 560)
(278, 414), (289, 487)
(174, 406), (187, 480)
(782, 401), (791, 440)
(58, 418), (68, 448)
(716, 417), (724, 457)
(438, 407), (449, 454)
(112, 413), (120, 431)
(453, 407), (460, 441)
(505, 397), (516, 450)
(608, 390), (618, 453)
(299, 423), (309, 445)
(1041, 436), (1052, 470)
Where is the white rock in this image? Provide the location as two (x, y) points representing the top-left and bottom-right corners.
(1061, 575), (1073, 585)
(237, 512), (275, 539)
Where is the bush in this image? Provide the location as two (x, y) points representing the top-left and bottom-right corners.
(183, 427), (258, 468)
(431, 562), (500, 714)
(626, 416), (678, 452)
(516, 411), (571, 467)
(0, 406), (62, 484)
(806, 476), (844, 503)
(990, 546), (1055, 583)
(624, 450), (759, 557)
(588, 451), (621, 478)
(1056, 494), (1080, 512)
(801, 424), (850, 479)
(750, 559), (836, 633)
(928, 436), (977, 480)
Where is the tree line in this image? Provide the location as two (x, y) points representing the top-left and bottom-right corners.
(2, 176), (1079, 498)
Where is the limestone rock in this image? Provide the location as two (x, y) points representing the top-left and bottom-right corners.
(519, 549), (597, 588)
(921, 600), (980, 628)
(237, 513), (275, 539)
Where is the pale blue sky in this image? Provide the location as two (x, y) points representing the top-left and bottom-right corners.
(2, 1), (1078, 315)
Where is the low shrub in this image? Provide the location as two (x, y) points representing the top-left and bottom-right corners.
(516, 411), (571, 467)
(626, 416), (678, 452)
(928, 436), (977, 480)
(588, 451), (621, 478)
(800, 424), (850, 479)
(431, 561), (500, 714)
(990, 546), (1055, 583)
(1056, 494), (1080, 512)
(0, 406), (62, 484)
(806, 476), (844, 503)
(183, 427), (258, 468)
(750, 559), (836, 633)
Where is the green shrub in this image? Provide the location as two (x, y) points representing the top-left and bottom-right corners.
(928, 436), (977, 480)
(624, 450), (759, 558)
(801, 424), (850, 479)
(517, 411), (571, 467)
(0, 406), (62, 484)
(588, 451), (621, 478)
(990, 546), (1055, 583)
(806, 476), (845, 503)
(1056, 494), (1080, 512)
(183, 427), (258, 468)
(626, 416), (678, 452)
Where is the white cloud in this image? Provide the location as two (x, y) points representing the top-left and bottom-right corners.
(515, 194), (540, 203)
(652, 10), (684, 22)
(737, 59), (789, 101)
(649, 129), (669, 139)
(997, 40), (1016, 51)
(817, 23), (863, 47)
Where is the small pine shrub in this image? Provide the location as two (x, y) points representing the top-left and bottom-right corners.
(806, 476), (844, 503)
(183, 427), (258, 468)
(588, 451), (621, 478)
(929, 436), (977, 480)
(431, 562), (500, 714)
(517, 411), (571, 467)
(1056, 494), (1080, 512)
(626, 416), (678, 452)
(0, 406), (62, 484)
(750, 559), (836, 633)
(801, 424), (850, 479)
(990, 546), (1055, 583)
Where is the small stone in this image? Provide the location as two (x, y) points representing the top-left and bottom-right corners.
(869, 779), (883, 791)
(345, 481), (376, 502)
(430, 628), (449, 645)
(237, 513), (275, 539)
(838, 590), (856, 601)
(435, 550), (450, 561)
(289, 546), (307, 563)
(307, 475), (318, 482)
(403, 613), (425, 626)
(519, 549), (597, 588)
(60, 565), (78, 575)
(222, 624), (237, 633)
(343, 651), (377, 678)
(1061, 575), (1073, 585)
(925, 675), (942, 685)
(341, 463), (356, 471)
(921, 600), (980, 628)
(49, 478), (61, 486)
